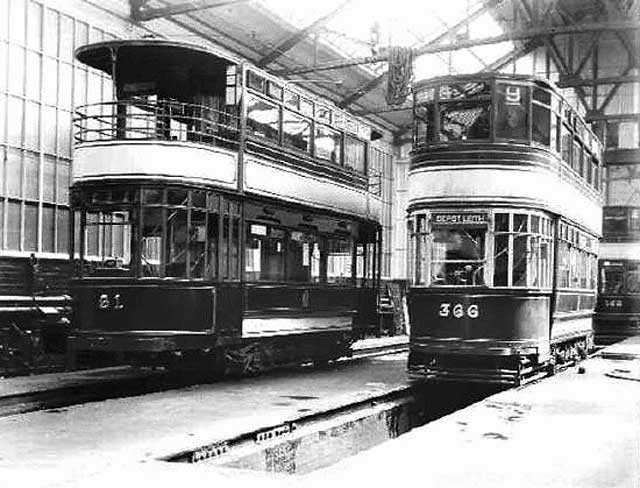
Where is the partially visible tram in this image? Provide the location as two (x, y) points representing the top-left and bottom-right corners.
(407, 73), (604, 385)
(67, 40), (383, 373)
(595, 207), (640, 343)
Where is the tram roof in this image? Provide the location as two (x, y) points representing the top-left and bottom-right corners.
(412, 72), (558, 93)
(75, 39), (238, 76)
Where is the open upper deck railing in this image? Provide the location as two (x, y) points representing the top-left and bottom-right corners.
(74, 99), (240, 147)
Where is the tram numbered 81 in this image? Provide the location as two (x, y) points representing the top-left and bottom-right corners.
(67, 39), (384, 373)
(407, 73), (604, 385)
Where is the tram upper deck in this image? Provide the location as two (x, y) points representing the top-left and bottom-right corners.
(72, 40), (383, 223)
(410, 73), (604, 233)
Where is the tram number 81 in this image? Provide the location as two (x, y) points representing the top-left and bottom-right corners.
(98, 293), (124, 310)
(438, 303), (479, 319)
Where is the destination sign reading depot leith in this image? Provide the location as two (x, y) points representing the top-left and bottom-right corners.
(432, 213), (488, 226)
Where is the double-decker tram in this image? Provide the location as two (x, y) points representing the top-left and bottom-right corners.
(67, 40), (383, 373)
(595, 208), (640, 344)
(407, 73), (604, 385)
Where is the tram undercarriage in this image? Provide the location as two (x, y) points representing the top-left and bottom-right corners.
(409, 333), (593, 386)
(68, 329), (353, 376)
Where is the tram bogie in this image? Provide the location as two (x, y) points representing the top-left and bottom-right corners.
(407, 73), (603, 385)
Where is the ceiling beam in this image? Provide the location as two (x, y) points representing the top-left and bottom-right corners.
(485, 37), (543, 70)
(258, 0), (353, 67)
(336, 0), (505, 109)
(131, 0), (251, 21)
(559, 74), (640, 87)
(586, 111), (640, 122)
(279, 20), (640, 77)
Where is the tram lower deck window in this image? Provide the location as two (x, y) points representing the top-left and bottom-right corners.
(600, 265), (624, 294)
(244, 222), (355, 284)
(82, 210), (133, 276)
(628, 265), (640, 293)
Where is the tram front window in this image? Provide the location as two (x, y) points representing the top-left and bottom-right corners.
(431, 228), (485, 286)
(600, 265), (625, 294)
(439, 101), (490, 141)
(81, 210), (133, 276)
(495, 83), (529, 141)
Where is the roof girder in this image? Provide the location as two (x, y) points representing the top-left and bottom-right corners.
(279, 19), (639, 77)
(130, 0), (251, 21)
(258, 0), (354, 67)
(337, 0), (506, 109)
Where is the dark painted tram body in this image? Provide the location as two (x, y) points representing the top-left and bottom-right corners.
(67, 40), (383, 372)
(407, 74), (604, 384)
(596, 213), (640, 343)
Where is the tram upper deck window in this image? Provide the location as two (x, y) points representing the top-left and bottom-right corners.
(414, 87), (435, 145)
(284, 90), (300, 110)
(282, 109), (311, 153)
(247, 71), (266, 93)
(300, 97), (314, 117)
(429, 213), (487, 286)
(345, 135), (366, 173)
(532, 87), (551, 146)
(315, 124), (342, 164)
(437, 82), (491, 142)
(495, 83), (529, 141)
(246, 94), (280, 142)
(316, 106), (331, 124)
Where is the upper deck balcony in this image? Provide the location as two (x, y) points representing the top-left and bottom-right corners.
(72, 40), (241, 189)
(75, 99), (239, 148)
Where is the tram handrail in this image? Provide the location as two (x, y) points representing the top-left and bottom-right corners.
(74, 99), (240, 147)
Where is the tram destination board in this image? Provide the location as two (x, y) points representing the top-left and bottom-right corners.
(431, 213), (487, 226)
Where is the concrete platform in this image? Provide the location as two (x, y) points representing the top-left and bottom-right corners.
(318, 354), (640, 488)
(599, 334), (640, 361)
(0, 352), (410, 487)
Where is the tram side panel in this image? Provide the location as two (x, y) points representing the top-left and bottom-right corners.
(409, 289), (551, 381)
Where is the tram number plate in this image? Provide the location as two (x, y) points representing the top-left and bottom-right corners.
(438, 303), (479, 319)
(97, 293), (124, 311)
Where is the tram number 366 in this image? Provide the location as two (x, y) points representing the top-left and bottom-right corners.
(438, 303), (479, 319)
(98, 293), (124, 310)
